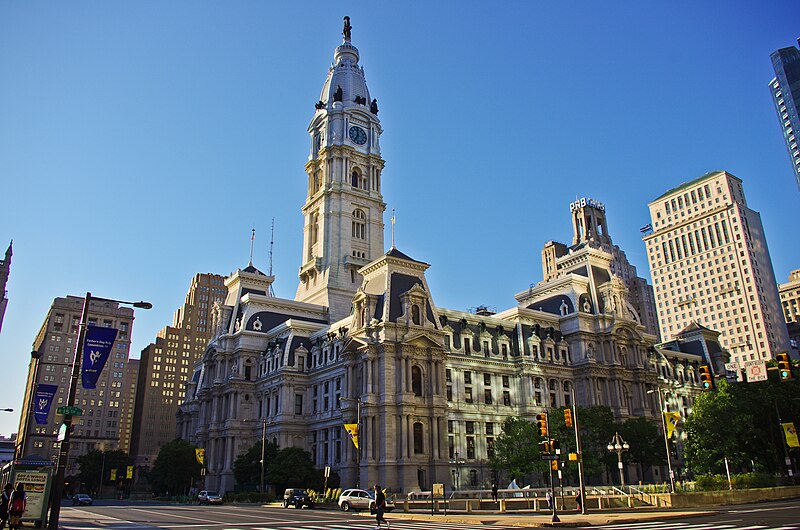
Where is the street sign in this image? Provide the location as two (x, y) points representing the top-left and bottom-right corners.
(56, 406), (83, 416)
(724, 362), (742, 382)
(324, 466), (331, 478)
(744, 360), (768, 382)
(540, 454), (559, 460)
(57, 423), (67, 442)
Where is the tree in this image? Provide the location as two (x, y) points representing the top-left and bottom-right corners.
(266, 447), (317, 492)
(233, 440), (278, 489)
(571, 406), (616, 480)
(618, 416), (664, 477)
(149, 438), (202, 495)
(76, 449), (132, 495)
(489, 416), (545, 482)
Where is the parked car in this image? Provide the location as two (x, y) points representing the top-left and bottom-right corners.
(282, 488), (314, 509)
(71, 494), (93, 506)
(197, 490), (223, 505)
(338, 488), (395, 512)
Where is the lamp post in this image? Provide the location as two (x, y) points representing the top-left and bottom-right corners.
(245, 419), (273, 494)
(48, 292), (151, 530)
(1, 408), (11, 412)
(648, 387), (676, 493)
(606, 432), (629, 489)
(339, 396), (365, 488)
(449, 452), (465, 490)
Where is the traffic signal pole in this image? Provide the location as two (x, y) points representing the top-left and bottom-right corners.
(570, 387), (587, 514)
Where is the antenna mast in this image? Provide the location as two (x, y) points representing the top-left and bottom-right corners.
(268, 218), (275, 296)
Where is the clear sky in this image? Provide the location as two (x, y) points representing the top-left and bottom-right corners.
(1, 1), (799, 437)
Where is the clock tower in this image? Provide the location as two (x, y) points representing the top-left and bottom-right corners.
(296, 17), (386, 322)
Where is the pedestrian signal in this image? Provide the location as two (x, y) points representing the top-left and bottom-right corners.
(699, 364), (715, 391)
(777, 353), (793, 381)
(535, 412), (549, 437)
(538, 440), (551, 453)
(564, 408), (573, 428)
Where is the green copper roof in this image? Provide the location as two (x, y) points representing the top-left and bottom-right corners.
(652, 170), (725, 203)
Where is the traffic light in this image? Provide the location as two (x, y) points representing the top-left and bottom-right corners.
(538, 440), (551, 453)
(535, 412), (549, 437)
(777, 353), (794, 381)
(550, 460), (559, 471)
(699, 364), (715, 391)
(564, 408), (573, 428)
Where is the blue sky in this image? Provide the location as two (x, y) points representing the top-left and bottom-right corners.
(1, 1), (799, 437)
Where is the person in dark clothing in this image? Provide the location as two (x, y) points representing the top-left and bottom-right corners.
(0, 484), (13, 530)
(491, 483), (498, 503)
(8, 483), (25, 530)
(373, 484), (390, 529)
(575, 490), (583, 512)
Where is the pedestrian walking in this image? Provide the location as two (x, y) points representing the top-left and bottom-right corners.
(545, 489), (553, 510)
(373, 484), (390, 530)
(0, 484), (13, 530)
(575, 490), (583, 512)
(7, 483), (25, 530)
(491, 482), (498, 503)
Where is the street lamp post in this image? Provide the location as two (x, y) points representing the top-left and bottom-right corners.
(339, 396), (365, 488)
(17, 349), (41, 458)
(245, 419), (272, 495)
(48, 292), (151, 530)
(606, 432), (629, 489)
(449, 452), (464, 490)
(648, 387), (676, 493)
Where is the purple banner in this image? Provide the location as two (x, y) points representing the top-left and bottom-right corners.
(81, 325), (118, 389)
(33, 384), (58, 424)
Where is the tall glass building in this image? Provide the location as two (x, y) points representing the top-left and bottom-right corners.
(769, 39), (800, 191)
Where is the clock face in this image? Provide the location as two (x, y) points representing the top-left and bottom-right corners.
(348, 126), (367, 145)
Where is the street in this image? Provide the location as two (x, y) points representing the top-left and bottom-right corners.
(53, 498), (800, 529)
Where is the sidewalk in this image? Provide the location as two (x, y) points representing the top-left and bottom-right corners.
(356, 507), (718, 527)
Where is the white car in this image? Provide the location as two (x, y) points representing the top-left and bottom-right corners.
(338, 488), (395, 512)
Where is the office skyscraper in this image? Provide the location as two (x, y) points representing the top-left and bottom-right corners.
(769, 39), (800, 190)
(643, 171), (791, 366)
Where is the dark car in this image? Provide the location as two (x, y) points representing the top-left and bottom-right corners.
(71, 494), (93, 506)
(282, 488), (314, 509)
(197, 490), (223, 505)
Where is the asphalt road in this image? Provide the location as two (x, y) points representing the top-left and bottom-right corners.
(54, 498), (800, 530)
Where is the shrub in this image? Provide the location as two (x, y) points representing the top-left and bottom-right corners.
(695, 473), (777, 491)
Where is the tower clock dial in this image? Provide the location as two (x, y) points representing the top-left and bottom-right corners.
(348, 125), (367, 145)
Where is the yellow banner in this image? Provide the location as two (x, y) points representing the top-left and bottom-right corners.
(783, 423), (799, 448)
(665, 412), (680, 439)
(344, 423), (359, 449)
(126, 466), (134, 479)
(195, 448), (205, 465)
(110, 469), (117, 481)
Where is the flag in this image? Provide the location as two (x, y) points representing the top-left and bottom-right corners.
(783, 423), (799, 448)
(665, 412), (680, 439)
(639, 224), (653, 233)
(33, 384), (58, 425)
(127, 466), (134, 479)
(81, 325), (118, 389)
(195, 448), (205, 465)
(344, 423), (359, 449)
(110, 469), (117, 481)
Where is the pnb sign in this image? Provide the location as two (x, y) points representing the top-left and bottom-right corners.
(569, 197), (605, 212)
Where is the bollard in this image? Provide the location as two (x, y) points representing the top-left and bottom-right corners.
(403, 500), (409, 513)
(499, 499), (506, 513)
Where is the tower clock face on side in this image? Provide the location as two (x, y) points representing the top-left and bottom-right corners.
(348, 126), (367, 145)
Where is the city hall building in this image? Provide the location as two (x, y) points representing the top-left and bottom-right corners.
(177, 19), (708, 494)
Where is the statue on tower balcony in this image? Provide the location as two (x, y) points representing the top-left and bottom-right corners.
(370, 98), (379, 114)
(343, 16), (352, 40)
(333, 85), (343, 102)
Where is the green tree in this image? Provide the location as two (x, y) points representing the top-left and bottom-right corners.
(619, 416), (664, 477)
(572, 406), (616, 479)
(233, 440), (278, 489)
(76, 449), (132, 495)
(489, 416), (546, 482)
(266, 447), (317, 492)
(149, 438), (202, 495)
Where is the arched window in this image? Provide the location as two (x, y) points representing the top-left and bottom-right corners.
(310, 212), (319, 245)
(412, 366), (423, 396)
(351, 168), (367, 190)
(411, 304), (421, 325)
(244, 359), (252, 381)
(352, 209), (366, 239)
(351, 169), (359, 187)
(413, 422), (424, 454)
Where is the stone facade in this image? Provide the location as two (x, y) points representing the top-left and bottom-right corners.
(176, 19), (704, 494)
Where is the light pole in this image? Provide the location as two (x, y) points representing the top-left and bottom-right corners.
(245, 419), (272, 495)
(607, 432), (629, 488)
(48, 292), (151, 530)
(1, 408), (11, 412)
(648, 387), (676, 493)
(97, 444), (106, 499)
(449, 452), (464, 490)
(339, 396), (365, 488)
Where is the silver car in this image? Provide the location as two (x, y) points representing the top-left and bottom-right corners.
(338, 488), (395, 512)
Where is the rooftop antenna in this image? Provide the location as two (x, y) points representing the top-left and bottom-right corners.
(249, 227), (255, 266)
(391, 208), (396, 249)
(268, 218), (276, 296)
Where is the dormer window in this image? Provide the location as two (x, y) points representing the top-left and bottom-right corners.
(412, 366), (423, 396)
(411, 305), (421, 325)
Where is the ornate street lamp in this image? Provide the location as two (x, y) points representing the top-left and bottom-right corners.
(606, 432), (629, 488)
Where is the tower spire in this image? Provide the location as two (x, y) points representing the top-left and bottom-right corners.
(249, 227), (255, 266)
(391, 209), (396, 249)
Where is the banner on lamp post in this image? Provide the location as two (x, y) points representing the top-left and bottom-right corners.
(344, 423), (359, 449)
(81, 325), (118, 389)
(33, 384), (58, 425)
(783, 423), (799, 448)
